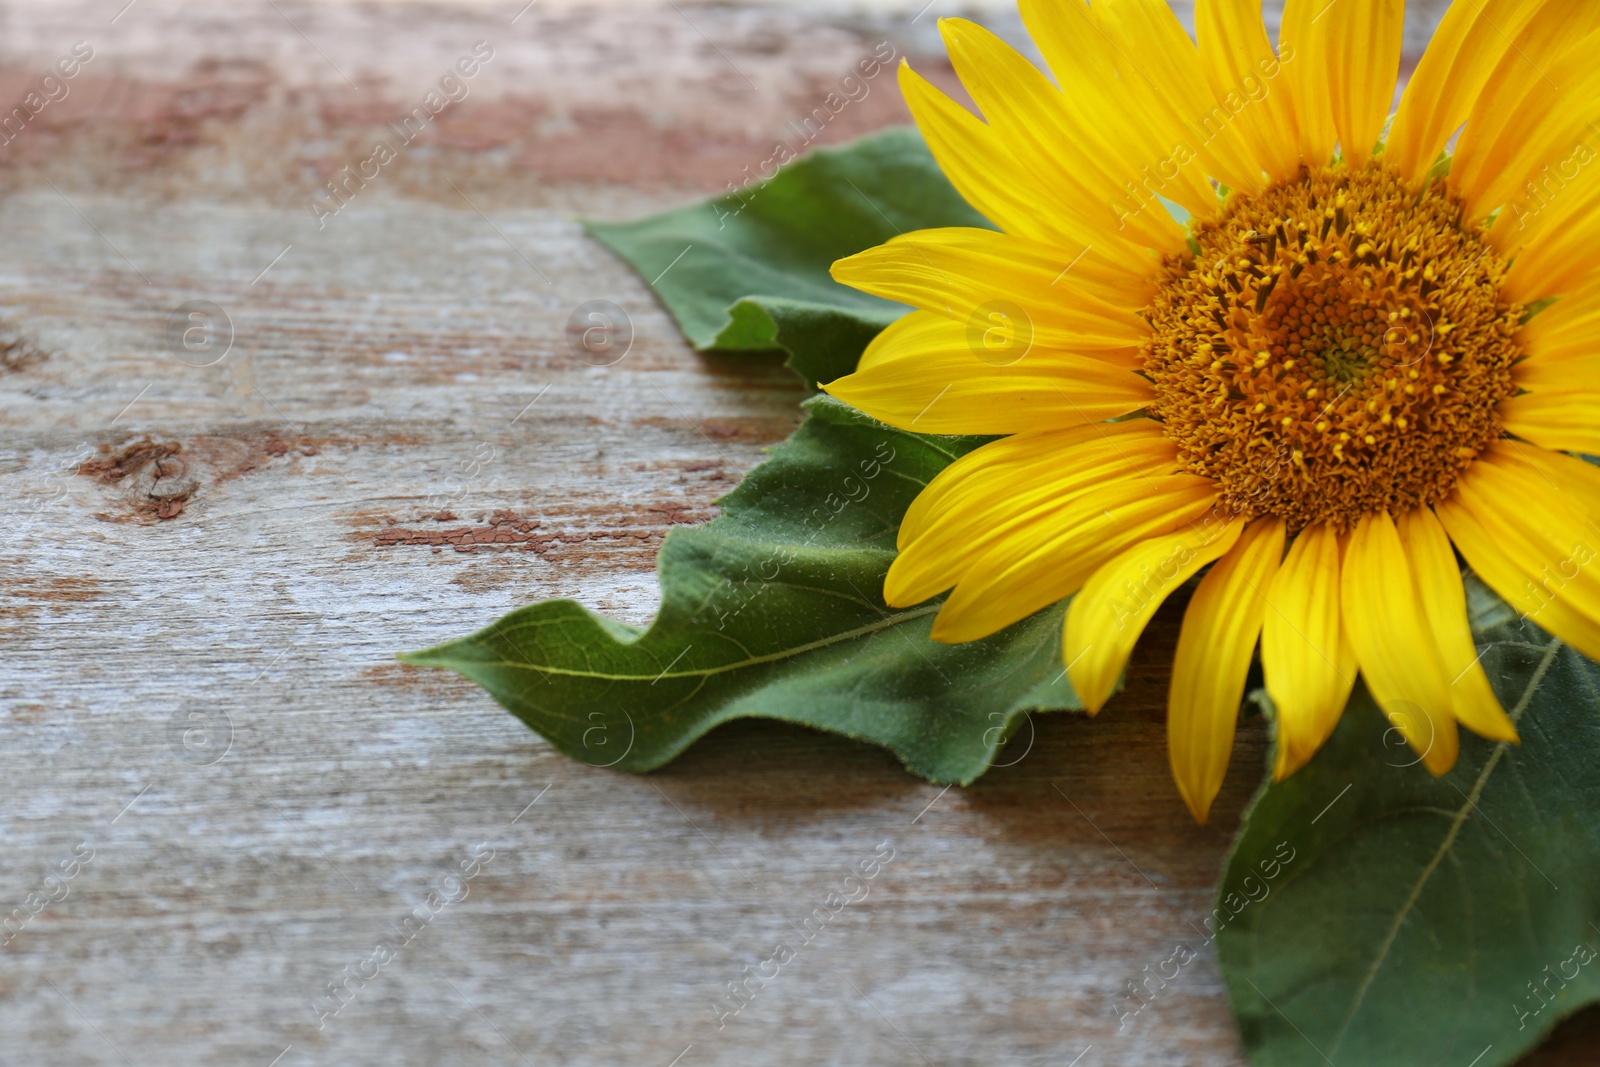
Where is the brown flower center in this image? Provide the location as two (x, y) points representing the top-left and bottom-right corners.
(1140, 162), (1524, 532)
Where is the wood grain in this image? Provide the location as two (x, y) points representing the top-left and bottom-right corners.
(2, 1), (1596, 1064)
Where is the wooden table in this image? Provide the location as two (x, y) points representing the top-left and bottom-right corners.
(2, 1), (1593, 1063)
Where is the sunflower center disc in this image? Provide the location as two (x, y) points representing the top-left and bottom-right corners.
(1141, 162), (1525, 532)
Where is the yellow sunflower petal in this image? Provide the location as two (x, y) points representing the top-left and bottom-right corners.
(1064, 515), (1245, 713)
(861, 226), (1155, 310)
(938, 17), (1187, 254)
(1168, 517), (1286, 824)
(854, 309), (1142, 375)
(1011, 0), (1225, 219)
(1512, 339), (1600, 386)
(1465, 1), (1600, 251)
(1387, 0), (1544, 183)
(1342, 512), (1461, 777)
(820, 312), (1153, 436)
(830, 231), (1151, 351)
(1452, 16), (1600, 220)
(1014, 0), (1109, 77)
(1277, 0), (1336, 168)
(933, 483), (1220, 644)
(897, 61), (1149, 270)
(1483, 2), (1600, 274)
(1502, 192), (1600, 302)
(1514, 282), (1600, 363)
(1083, 0), (1267, 195)
(1282, 0), (1402, 166)
(1498, 389), (1600, 455)
(1395, 506), (1518, 743)
(899, 419), (1172, 550)
(1515, 440), (1600, 522)
(1194, 0), (1300, 182)
(890, 430), (1180, 604)
(1261, 523), (1357, 779)
(1437, 443), (1600, 662)
(1436, 498), (1600, 663)
(1327, 0), (1403, 165)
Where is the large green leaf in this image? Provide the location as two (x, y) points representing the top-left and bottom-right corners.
(585, 125), (990, 386)
(401, 396), (1078, 783)
(1217, 577), (1600, 1067)
(405, 128), (1081, 780)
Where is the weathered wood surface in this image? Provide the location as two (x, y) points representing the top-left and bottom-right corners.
(1, 1), (1595, 1064)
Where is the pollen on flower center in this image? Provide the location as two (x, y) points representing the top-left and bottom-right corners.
(1140, 162), (1525, 532)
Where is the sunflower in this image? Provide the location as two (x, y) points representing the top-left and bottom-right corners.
(821, 0), (1600, 821)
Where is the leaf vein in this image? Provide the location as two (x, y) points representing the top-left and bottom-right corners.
(474, 603), (943, 682)
(1328, 637), (1563, 1055)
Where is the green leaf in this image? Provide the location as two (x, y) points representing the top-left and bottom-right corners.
(717, 296), (893, 390)
(1217, 576), (1600, 1067)
(408, 127), (1084, 780)
(584, 125), (990, 385)
(401, 396), (1080, 783)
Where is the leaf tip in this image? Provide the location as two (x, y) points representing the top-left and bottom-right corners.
(394, 645), (457, 669)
